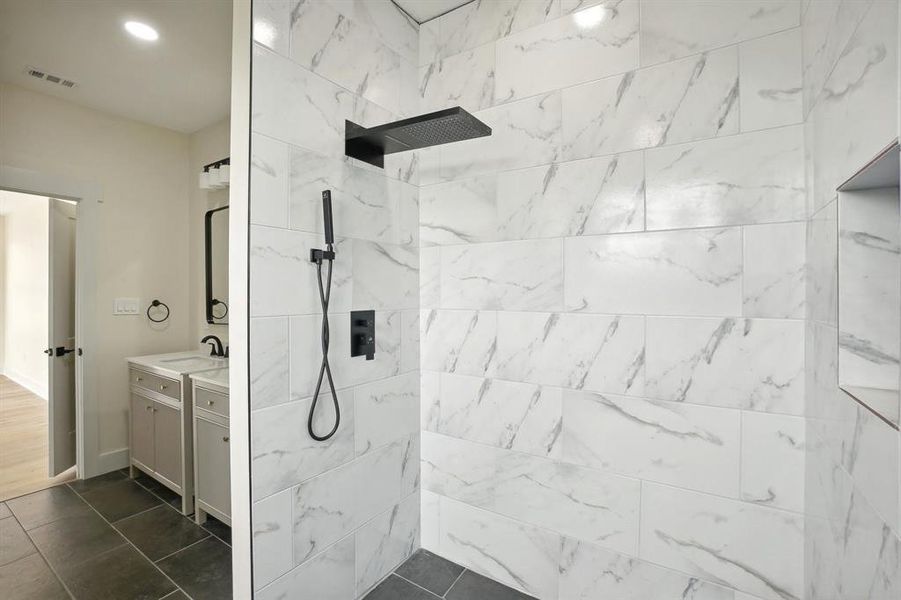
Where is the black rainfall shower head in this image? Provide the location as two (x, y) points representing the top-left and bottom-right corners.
(345, 106), (492, 168)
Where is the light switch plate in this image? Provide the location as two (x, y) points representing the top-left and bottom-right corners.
(114, 297), (140, 315)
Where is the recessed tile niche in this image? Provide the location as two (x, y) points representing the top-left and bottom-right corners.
(837, 140), (901, 428)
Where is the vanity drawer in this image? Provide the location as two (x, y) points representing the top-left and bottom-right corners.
(195, 387), (228, 418)
(130, 368), (181, 401)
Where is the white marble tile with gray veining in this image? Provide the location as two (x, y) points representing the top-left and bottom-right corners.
(420, 371), (440, 433)
(420, 247), (441, 308)
(562, 47), (739, 160)
(253, 1), (291, 56)
(494, 0), (639, 103)
(421, 490), (441, 552)
(496, 152), (644, 239)
(250, 317), (290, 410)
(251, 132), (289, 228)
(421, 431), (500, 508)
(438, 373), (563, 458)
(640, 483), (804, 600)
(559, 537), (736, 600)
(355, 493), (420, 595)
(743, 222), (806, 319)
(740, 29), (803, 131)
(323, 0), (419, 64)
(420, 174), (499, 246)
(563, 390), (741, 496)
(440, 92), (562, 182)
(807, 200), (837, 325)
(493, 311), (645, 396)
(420, 309), (497, 376)
(400, 310), (419, 373)
(646, 317), (805, 415)
(564, 228), (742, 317)
(352, 240), (419, 311)
(438, 495), (560, 599)
(645, 126), (805, 230)
(441, 239), (563, 311)
(641, 0), (800, 66)
(400, 433), (420, 497)
(419, 44), (495, 114)
(354, 372), (419, 455)
(256, 536), (355, 600)
(252, 488), (294, 590)
(741, 412), (805, 513)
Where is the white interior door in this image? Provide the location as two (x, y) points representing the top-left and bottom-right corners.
(48, 199), (76, 476)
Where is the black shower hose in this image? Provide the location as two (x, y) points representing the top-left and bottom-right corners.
(308, 249), (340, 441)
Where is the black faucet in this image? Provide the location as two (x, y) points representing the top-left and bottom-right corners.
(201, 335), (226, 358)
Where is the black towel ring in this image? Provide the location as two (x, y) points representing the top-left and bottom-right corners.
(147, 299), (170, 323)
(211, 299), (229, 320)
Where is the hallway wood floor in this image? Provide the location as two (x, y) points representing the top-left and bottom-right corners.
(0, 376), (73, 501)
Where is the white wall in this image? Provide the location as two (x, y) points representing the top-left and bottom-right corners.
(0, 83), (193, 468)
(0, 191), (49, 398)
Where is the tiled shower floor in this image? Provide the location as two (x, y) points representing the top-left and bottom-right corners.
(0, 469), (231, 600)
(364, 549), (536, 600)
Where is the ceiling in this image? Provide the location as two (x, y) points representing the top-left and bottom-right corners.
(394, 0), (472, 23)
(0, 0), (231, 134)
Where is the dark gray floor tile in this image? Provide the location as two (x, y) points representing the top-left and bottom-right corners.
(79, 479), (162, 522)
(6, 485), (92, 530)
(68, 470), (128, 493)
(59, 545), (176, 600)
(395, 549), (465, 596)
(0, 502), (11, 519)
(446, 570), (536, 600)
(133, 473), (182, 508)
(201, 515), (231, 545)
(0, 517), (37, 567)
(114, 505), (210, 561)
(29, 511), (125, 571)
(365, 575), (440, 600)
(157, 537), (232, 600)
(0, 553), (69, 600)
(160, 590), (190, 600)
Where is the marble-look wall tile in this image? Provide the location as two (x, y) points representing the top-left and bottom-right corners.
(421, 490), (441, 552)
(646, 317), (805, 415)
(352, 240), (419, 311)
(743, 222), (806, 319)
(420, 371), (440, 433)
(559, 537), (736, 600)
(562, 48), (739, 159)
(355, 493), (420, 595)
(400, 434), (420, 496)
(251, 394), (355, 500)
(563, 390), (741, 496)
(419, 44), (495, 114)
(400, 311), (420, 373)
(645, 126), (805, 230)
(494, 0), (639, 103)
(421, 431), (499, 507)
(641, 0), (800, 66)
(741, 412), (806, 513)
(354, 373), (419, 455)
(250, 226), (352, 317)
(493, 312), (645, 396)
(740, 29), (803, 131)
(420, 175), (499, 246)
(251, 133), (289, 227)
(256, 537), (355, 600)
(250, 317), (290, 410)
(640, 483), (804, 600)
(439, 496), (560, 599)
(253, 1), (291, 56)
(441, 239), (563, 311)
(497, 152), (645, 239)
(420, 247), (441, 308)
(253, 488), (294, 590)
(325, 0), (419, 65)
(564, 228), (742, 317)
(440, 92), (562, 182)
(437, 373), (563, 458)
(420, 309), (497, 376)
(806, 200), (837, 325)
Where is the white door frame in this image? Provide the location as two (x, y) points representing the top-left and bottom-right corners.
(0, 165), (101, 478)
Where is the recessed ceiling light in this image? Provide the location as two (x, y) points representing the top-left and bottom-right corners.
(124, 21), (159, 41)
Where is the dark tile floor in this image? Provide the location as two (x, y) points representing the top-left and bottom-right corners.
(0, 470), (231, 600)
(365, 549), (536, 600)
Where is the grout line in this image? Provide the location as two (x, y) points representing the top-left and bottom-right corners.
(392, 572), (444, 598)
(8, 509), (77, 600)
(154, 535), (214, 564)
(442, 567), (468, 598)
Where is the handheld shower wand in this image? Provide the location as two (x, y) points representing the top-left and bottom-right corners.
(308, 190), (339, 441)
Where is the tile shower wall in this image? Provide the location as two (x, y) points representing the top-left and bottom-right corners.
(802, 1), (901, 599)
(248, 1), (421, 598)
(419, 1), (807, 599)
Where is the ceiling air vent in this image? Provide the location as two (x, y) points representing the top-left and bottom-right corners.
(24, 66), (77, 89)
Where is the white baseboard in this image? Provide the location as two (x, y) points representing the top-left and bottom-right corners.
(3, 369), (48, 400)
(96, 447), (129, 474)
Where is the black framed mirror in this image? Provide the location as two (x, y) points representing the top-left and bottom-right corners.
(205, 205), (229, 324)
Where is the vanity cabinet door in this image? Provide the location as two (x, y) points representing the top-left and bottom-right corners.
(195, 418), (230, 518)
(131, 393), (155, 470)
(153, 401), (183, 487)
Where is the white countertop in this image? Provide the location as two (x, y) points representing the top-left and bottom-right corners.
(126, 350), (228, 377)
(190, 367), (229, 389)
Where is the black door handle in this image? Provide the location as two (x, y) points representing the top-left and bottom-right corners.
(55, 347), (75, 357)
(44, 348), (53, 356)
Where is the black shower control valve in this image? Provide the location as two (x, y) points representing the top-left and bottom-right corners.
(310, 248), (336, 264)
(350, 310), (375, 361)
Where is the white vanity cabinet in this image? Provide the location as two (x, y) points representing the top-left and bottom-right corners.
(190, 369), (230, 526)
